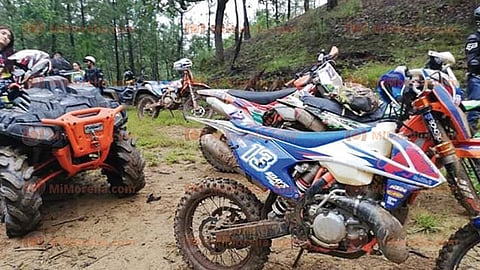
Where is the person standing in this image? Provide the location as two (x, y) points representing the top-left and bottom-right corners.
(465, 6), (480, 134)
(83, 55), (104, 89)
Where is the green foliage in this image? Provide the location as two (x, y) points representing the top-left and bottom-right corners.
(410, 212), (443, 234)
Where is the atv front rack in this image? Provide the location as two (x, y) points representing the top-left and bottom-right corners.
(41, 106), (124, 176)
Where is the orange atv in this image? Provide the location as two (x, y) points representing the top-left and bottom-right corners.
(0, 74), (146, 237)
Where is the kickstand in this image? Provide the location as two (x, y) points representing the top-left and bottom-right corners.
(292, 248), (304, 269)
(169, 110), (175, 118)
(409, 248), (430, 259)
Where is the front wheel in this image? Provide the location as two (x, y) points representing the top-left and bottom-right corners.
(174, 178), (271, 270)
(137, 94), (160, 119)
(444, 158), (480, 216)
(435, 223), (480, 269)
(102, 129), (146, 197)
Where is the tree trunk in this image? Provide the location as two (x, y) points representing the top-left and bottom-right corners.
(79, 0), (86, 27)
(242, 0), (250, 40)
(178, 11), (184, 58)
(304, 0), (309, 12)
(234, 0), (239, 43)
(113, 19), (121, 84)
(230, 30), (244, 72)
(274, 0), (279, 23)
(126, 19), (135, 74)
(214, 0), (229, 62)
(66, 3), (75, 51)
(265, 0), (269, 29)
(287, 0), (291, 19)
(207, 0), (212, 47)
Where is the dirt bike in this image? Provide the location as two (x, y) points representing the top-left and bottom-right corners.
(175, 104), (450, 269)
(136, 58), (213, 119)
(435, 215), (480, 269)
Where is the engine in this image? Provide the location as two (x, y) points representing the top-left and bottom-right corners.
(306, 204), (370, 249)
(161, 89), (181, 109)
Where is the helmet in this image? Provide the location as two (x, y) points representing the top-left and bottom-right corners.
(8, 49), (52, 84)
(123, 70), (134, 81)
(173, 58), (192, 71)
(475, 6), (480, 28)
(83, 55), (96, 64)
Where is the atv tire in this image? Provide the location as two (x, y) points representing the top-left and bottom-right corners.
(102, 129), (146, 197)
(0, 147), (42, 237)
(137, 94), (160, 119)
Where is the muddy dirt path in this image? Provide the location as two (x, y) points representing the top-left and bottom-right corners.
(0, 151), (470, 270)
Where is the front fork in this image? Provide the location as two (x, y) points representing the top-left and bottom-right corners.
(416, 97), (480, 215)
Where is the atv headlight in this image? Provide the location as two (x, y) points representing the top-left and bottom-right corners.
(114, 111), (124, 126)
(23, 126), (57, 142)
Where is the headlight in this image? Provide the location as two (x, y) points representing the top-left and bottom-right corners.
(114, 111), (124, 126)
(22, 126), (58, 145)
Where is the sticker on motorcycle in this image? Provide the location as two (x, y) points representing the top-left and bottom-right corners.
(240, 144), (278, 172)
(265, 171), (290, 189)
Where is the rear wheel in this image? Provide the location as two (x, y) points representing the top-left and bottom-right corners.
(0, 147), (42, 237)
(183, 86), (214, 118)
(137, 94), (160, 119)
(174, 178), (271, 270)
(435, 223), (480, 269)
(102, 129), (146, 197)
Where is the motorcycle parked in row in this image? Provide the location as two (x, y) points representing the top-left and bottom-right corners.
(196, 47), (480, 217)
(435, 215), (480, 269)
(175, 102), (449, 269)
(136, 58), (213, 119)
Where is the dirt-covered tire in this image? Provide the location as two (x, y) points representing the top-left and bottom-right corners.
(174, 178), (271, 270)
(435, 223), (480, 269)
(444, 158), (480, 216)
(0, 147), (42, 237)
(199, 126), (236, 173)
(102, 129), (146, 198)
(137, 94), (160, 119)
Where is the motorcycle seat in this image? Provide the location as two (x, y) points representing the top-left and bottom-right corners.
(233, 120), (371, 148)
(302, 96), (389, 123)
(106, 86), (127, 92)
(227, 88), (297, 105)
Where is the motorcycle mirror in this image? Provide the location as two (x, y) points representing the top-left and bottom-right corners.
(317, 49), (325, 62)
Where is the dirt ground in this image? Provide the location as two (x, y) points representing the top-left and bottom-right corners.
(0, 142), (471, 270)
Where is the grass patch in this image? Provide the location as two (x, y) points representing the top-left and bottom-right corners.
(410, 212), (443, 234)
(164, 147), (198, 164)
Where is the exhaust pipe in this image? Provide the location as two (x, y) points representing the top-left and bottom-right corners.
(200, 133), (241, 173)
(331, 196), (408, 264)
(294, 108), (326, 131)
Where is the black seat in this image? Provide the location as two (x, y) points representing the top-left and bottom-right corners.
(227, 88), (297, 105)
(302, 96), (389, 123)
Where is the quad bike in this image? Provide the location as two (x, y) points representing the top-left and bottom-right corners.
(435, 215), (480, 269)
(0, 50), (146, 237)
(136, 58), (213, 119)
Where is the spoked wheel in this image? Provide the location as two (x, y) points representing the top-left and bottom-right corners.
(435, 223), (480, 270)
(137, 94), (160, 119)
(174, 178), (270, 270)
(444, 158), (480, 216)
(183, 86), (214, 119)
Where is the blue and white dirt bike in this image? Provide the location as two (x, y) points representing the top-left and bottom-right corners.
(174, 104), (448, 269)
(435, 215), (480, 269)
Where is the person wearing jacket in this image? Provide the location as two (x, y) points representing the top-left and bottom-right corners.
(83, 55), (104, 90)
(465, 6), (480, 134)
